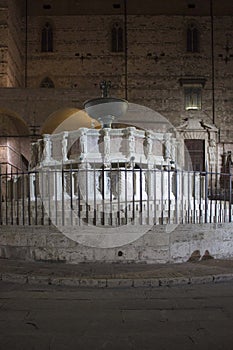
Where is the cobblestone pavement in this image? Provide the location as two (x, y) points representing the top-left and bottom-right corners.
(1, 258), (233, 288)
(1, 281), (233, 349)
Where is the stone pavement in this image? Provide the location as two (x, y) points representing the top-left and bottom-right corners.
(1, 258), (233, 288)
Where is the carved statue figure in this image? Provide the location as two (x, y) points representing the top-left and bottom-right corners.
(128, 128), (135, 154)
(145, 132), (153, 157)
(79, 129), (87, 155)
(104, 129), (110, 155)
(62, 132), (68, 162)
(99, 80), (112, 98)
(43, 134), (51, 163)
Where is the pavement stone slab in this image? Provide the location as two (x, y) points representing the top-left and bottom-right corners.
(0, 258), (233, 288)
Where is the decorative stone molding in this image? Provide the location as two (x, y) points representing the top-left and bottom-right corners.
(177, 117), (219, 170)
(31, 127), (179, 170)
(179, 77), (206, 88)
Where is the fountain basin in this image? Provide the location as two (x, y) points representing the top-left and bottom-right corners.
(84, 97), (128, 128)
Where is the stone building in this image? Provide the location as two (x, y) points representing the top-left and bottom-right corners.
(0, 0), (232, 172)
(1, 1), (233, 264)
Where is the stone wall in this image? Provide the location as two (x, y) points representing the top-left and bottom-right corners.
(0, 1), (9, 86)
(0, 3), (232, 167)
(0, 113), (31, 170)
(0, 0), (24, 87)
(7, 0), (24, 87)
(0, 86), (231, 170)
(0, 223), (233, 264)
(24, 14), (233, 141)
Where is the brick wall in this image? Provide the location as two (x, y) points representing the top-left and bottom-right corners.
(0, 3), (232, 167)
(25, 14), (233, 141)
(0, 0), (24, 87)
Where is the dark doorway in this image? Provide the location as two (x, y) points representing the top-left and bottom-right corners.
(185, 139), (205, 171)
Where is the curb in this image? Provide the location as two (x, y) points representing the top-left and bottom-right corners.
(1, 272), (233, 288)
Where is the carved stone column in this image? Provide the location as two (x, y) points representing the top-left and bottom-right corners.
(79, 128), (88, 161)
(127, 127), (136, 158)
(29, 172), (36, 201)
(163, 134), (171, 162)
(62, 131), (69, 162)
(103, 128), (111, 164)
(43, 134), (52, 164)
(145, 131), (153, 159)
(170, 137), (176, 165)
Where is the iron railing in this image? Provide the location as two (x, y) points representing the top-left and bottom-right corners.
(0, 165), (232, 226)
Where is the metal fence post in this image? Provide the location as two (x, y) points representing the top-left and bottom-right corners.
(0, 164), (2, 225)
(229, 166), (232, 222)
(0, 164), (233, 227)
(204, 164), (209, 224)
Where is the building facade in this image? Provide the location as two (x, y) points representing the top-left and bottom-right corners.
(0, 0), (233, 172)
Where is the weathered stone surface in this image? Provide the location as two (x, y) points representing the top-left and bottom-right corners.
(107, 279), (133, 288)
(27, 233), (47, 248)
(46, 233), (78, 249)
(1, 223), (233, 264)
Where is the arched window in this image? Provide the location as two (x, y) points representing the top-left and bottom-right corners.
(41, 22), (53, 52)
(187, 24), (199, 52)
(40, 77), (55, 88)
(111, 23), (124, 52)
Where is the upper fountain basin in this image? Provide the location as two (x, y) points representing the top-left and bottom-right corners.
(84, 97), (128, 126)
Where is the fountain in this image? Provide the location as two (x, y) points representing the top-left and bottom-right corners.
(84, 80), (128, 128)
(29, 80), (178, 227)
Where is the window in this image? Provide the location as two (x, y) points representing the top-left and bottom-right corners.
(40, 77), (54, 88)
(187, 24), (199, 52)
(43, 4), (51, 9)
(179, 78), (205, 111)
(184, 87), (201, 110)
(41, 22), (53, 52)
(113, 3), (121, 8)
(111, 23), (123, 52)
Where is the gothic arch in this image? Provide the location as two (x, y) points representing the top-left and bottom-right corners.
(111, 22), (124, 52)
(41, 22), (53, 52)
(186, 22), (200, 53)
(0, 110), (30, 171)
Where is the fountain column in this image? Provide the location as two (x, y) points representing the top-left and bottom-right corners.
(103, 128), (111, 164)
(79, 128), (88, 161)
(127, 127), (136, 158)
(43, 134), (52, 164)
(62, 132), (68, 162)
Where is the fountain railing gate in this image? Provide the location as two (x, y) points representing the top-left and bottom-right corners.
(0, 163), (232, 226)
